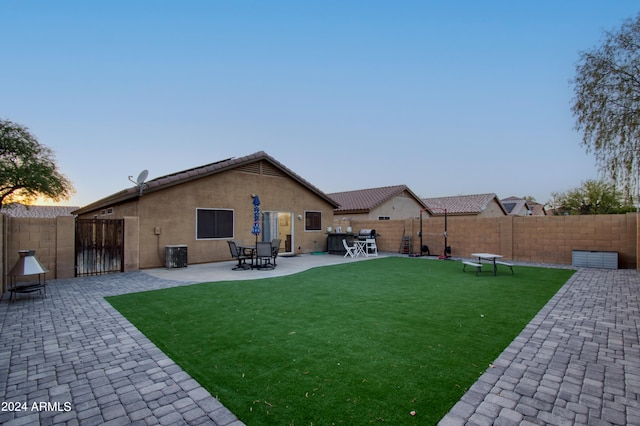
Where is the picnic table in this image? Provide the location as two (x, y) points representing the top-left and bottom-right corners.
(463, 253), (514, 276)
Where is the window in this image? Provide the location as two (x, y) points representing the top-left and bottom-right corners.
(196, 209), (234, 239)
(378, 216), (390, 220)
(305, 211), (322, 231)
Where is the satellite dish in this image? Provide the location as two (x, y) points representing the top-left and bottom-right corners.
(128, 169), (149, 195)
(136, 169), (149, 185)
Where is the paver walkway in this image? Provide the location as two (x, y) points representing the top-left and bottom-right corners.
(0, 255), (638, 425)
(0, 271), (241, 426)
(439, 268), (640, 426)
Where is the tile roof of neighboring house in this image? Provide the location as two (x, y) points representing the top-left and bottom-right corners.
(1, 203), (79, 218)
(422, 193), (507, 215)
(72, 151), (339, 215)
(327, 185), (429, 213)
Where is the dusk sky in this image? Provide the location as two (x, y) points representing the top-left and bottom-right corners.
(2, 1), (639, 208)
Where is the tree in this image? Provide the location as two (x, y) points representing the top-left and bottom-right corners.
(0, 119), (74, 208)
(550, 179), (633, 215)
(571, 14), (640, 205)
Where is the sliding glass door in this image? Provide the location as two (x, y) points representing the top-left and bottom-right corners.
(262, 211), (293, 254)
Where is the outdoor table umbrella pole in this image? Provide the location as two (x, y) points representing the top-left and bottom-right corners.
(443, 208), (448, 258)
(252, 194), (261, 247)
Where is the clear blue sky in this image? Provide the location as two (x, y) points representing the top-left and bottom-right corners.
(2, 1), (639, 207)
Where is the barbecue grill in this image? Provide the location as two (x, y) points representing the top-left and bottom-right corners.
(357, 229), (378, 241)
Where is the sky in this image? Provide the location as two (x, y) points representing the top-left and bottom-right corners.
(2, 1), (639, 208)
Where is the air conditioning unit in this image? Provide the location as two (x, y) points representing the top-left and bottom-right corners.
(165, 245), (188, 268)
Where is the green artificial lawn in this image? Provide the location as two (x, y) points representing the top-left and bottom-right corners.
(106, 257), (574, 425)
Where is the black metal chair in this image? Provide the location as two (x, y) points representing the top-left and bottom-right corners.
(256, 241), (275, 270)
(271, 239), (281, 266)
(228, 241), (251, 270)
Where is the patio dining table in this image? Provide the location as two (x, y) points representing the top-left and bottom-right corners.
(353, 240), (368, 257)
(238, 245), (257, 269)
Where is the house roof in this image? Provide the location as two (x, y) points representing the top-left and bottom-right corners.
(501, 196), (530, 215)
(327, 185), (429, 214)
(1, 203), (79, 218)
(72, 151), (339, 215)
(422, 193), (507, 215)
(529, 202), (547, 216)
(501, 196), (548, 216)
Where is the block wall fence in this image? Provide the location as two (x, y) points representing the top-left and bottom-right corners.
(1, 213), (638, 296)
(336, 212), (638, 269)
(0, 215), (141, 297)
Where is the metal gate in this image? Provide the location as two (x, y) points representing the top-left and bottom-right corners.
(75, 219), (124, 276)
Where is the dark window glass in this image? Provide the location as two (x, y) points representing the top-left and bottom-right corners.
(305, 211), (322, 231)
(197, 209), (234, 239)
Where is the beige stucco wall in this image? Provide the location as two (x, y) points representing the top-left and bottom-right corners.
(333, 192), (425, 221)
(371, 192), (424, 220)
(478, 198), (506, 217)
(123, 216), (140, 272)
(77, 167), (336, 269)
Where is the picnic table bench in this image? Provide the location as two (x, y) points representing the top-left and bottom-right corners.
(462, 261), (483, 275)
(495, 260), (514, 274)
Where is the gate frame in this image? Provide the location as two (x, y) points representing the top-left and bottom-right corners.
(75, 218), (125, 276)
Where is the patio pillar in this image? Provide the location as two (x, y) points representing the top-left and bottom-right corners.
(123, 216), (140, 272)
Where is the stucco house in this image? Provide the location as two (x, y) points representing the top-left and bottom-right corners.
(500, 196), (548, 216)
(422, 193), (507, 217)
(72, 151), (339, 268)
(528, 201), (547, 216)
(328, 185), (430, 221)
(501, 196), (532, 216)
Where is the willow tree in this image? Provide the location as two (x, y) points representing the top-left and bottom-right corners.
(0, 119), (75, 208)
(571, 14), (640, 205)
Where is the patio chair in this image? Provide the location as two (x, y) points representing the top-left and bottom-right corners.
(365, 238), (378, 256)
(228, 241), (251, 270)
(342, 239), (356, 258)
(256, 241), (275, 270)
(271, 239), (281, 266)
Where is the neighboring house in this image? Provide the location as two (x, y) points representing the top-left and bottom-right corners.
(328, 185), (430, 221)
(1, 203), (79, 218)
(72, 151), (339, 268)
(501, 196), (532, 216)
(422, 193), (507, 217)
(500, 196), (548, 216)
(528, 201), (548, 216)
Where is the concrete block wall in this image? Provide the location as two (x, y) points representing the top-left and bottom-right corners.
(6, 217), (57, 284)
(3, 216), (76, 290)
(55, 216), (76, 279)
(345, 213), (638, 269)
